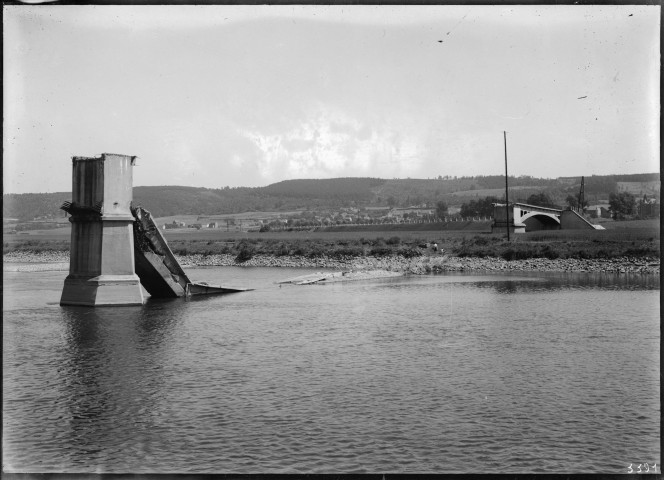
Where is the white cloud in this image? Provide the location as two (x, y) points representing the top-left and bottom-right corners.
(3, 5), (658, 193)
(239, 104), (428, 183)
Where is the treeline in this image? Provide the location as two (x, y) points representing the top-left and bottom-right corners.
(261, 177), (385, 202)
(3, 173), (659, 221)
(472, 175), (560, 189)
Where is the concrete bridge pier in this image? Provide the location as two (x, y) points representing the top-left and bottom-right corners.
(60, 153), (144, 306)
(491, 203), (526, 234)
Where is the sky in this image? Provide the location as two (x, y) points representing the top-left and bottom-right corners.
(3, 5), (660, 194)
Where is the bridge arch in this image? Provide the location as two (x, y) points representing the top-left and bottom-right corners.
(520, 211), (560, 231)
(493, 202), (599, 233)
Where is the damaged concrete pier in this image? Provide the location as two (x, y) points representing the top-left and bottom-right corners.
(60, 154), (144, 306)
(61, 153), (250, 306)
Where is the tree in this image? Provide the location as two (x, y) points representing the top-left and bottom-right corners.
(235, 240), (255, 263)
(565, 194), (589, 209)
(526, 192), (558, 209)
(460, 196), (498, 217)
(435, 200), (448, 219)
(608, 191), (636, 220)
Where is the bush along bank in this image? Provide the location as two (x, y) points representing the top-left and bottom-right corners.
(4, 231), (660, 275)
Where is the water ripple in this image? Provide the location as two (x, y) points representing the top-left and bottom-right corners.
(3, 268), (659, 473)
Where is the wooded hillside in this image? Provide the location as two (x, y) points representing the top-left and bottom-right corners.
(3, 173), (659, 222)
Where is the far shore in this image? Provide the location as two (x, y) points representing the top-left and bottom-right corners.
(3, 250), (660, 275)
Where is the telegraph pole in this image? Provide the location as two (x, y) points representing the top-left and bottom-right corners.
(504, 131), (510, 241)
(578, 176), (585, 213)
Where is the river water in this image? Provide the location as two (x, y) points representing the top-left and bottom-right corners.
(2, 266), (660, 474)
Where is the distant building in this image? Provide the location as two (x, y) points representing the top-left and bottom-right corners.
(388, 207), (434, 218)
(164, 220), (185, 229)
(638, 196), (660, 218)
(586, 205), (611, 219)
(447, 206), (461, 215)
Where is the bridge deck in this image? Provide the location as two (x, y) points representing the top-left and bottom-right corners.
(513, 203), (563, 214)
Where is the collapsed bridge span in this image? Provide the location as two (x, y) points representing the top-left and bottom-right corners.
(132, 206), (250, 298)
(60, 153), (251, 307)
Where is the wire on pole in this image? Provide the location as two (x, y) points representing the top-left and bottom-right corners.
(504, 131), (510, 241)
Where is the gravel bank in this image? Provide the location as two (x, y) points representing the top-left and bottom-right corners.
(3, 251), (70, 272)
(3, 250), (659, 275)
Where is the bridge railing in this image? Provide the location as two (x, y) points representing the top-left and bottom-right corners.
(513, 203), (563, 214)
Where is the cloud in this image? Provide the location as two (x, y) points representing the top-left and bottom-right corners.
(3, 5), (658, 193)
(239, 104), (427, 182)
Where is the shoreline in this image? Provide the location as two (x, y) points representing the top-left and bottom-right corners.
(3, 250), (660, 275)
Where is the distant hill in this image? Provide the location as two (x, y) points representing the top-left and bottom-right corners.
(2, 192), (71, 223)
(3, 173), (659, 222)
(262, 177), (385, 201)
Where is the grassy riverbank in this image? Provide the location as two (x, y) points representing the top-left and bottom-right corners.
(5, 224), (659, 262)
(3, 219), (659, 276)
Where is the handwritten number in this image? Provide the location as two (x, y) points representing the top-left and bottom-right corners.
(627, 462), (659, 474)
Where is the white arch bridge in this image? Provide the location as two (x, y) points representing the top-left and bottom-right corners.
(492, 202), (605, 233)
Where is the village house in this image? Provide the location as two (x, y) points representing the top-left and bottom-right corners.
(637, 196), (660, 218)
(586, 205), (612, 219)
(163, 220), (186, 229)
(388, 207), (434, 219)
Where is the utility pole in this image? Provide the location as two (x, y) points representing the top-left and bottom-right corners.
(578, 176), (585, 213)
(504, 131), (510, 241)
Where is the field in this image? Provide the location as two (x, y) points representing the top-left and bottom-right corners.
(156, 210), (305, 225)
(3, 219), (659, 261)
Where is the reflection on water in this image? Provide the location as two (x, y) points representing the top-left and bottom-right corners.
(2, 268), (660, 473)
(55, 305), (186, 470)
